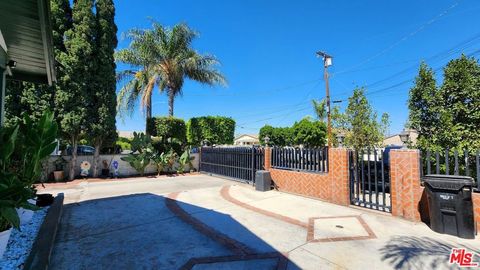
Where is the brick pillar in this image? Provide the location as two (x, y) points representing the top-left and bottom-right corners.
(329, 148), (350, 206)
(390, 149), (423, 221)
(264, 147), (271, 170)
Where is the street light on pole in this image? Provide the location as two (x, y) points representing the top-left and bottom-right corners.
(316, 51), (333, 147)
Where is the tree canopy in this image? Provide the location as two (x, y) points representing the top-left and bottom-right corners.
(116, 22), (227, 129)
(408, 55), (480, 150)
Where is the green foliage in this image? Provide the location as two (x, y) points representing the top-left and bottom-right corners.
(116, 22), (227, 119)
(165, 150), (178, 172)
(116, 137), (131, 151)
(178, 148), (195, 173)
(291, 117), (327, 147)
(312, 99), (327, 122)
(259, 125), (293, 147)
(147, 117), (186, 143)
(120, 152), (152, 176)
(408, 55), (480, 151)
(121, 132), (153, 176)
(332, 88), (389, 149)
(130, 132), (152, 153)
(0, 111), (58, 231)
(186, 116), (235, 146)
(151, 152), (168, 176)
(88, 0), (118, 170)
(4, 81), (55, 128)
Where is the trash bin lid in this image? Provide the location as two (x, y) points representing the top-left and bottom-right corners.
(423, 174), (474, 190)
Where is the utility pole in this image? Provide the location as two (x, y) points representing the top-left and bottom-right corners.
(316, 51), (333, 147)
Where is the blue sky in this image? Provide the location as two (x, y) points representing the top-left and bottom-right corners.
(114, 0), (480, 136)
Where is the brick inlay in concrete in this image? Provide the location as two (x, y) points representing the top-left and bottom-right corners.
(307, 215), (376, 242)
(166, 192), (288, 270)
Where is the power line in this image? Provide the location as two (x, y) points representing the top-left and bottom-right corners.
(332, 1), (461, 76)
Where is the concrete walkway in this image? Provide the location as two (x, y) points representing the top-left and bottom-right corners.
(40, 175), (480, 270)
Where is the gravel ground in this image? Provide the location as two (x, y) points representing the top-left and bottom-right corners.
(0, 207), (49, 270)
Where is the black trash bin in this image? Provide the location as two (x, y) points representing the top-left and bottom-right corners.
(423, 174), (475, 239)
(255, 170), (272, 192)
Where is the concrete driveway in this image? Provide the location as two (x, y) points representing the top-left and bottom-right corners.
(40, 175), (480, 270)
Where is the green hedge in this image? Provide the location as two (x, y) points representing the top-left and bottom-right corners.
(187, 116), (235, 146)
(146, 117), (186, 143)
(259, 125), (294, 147)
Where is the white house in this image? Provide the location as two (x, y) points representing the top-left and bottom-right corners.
(234, 134), (259, 146)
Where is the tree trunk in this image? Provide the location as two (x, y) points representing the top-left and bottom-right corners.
(69, 137), (78, 181)
(146, 98), (152, 136)
(92, 140), (102, 178)
(168, 90), (174, 117)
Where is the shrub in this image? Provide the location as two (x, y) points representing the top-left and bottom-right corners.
(116, 137), (131, 151)
(292, 117), (327, 147)
(147, 117), (186, 143)
(0, 111), (58, 231)
(186, 116), (235, 146)
(259, 125), (293, 147)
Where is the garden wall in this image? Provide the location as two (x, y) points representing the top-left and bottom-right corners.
(266, 147), (480, 233)
(265, 147), (350, 206)
(44, 153), (200, 180)
(389, 149), (480, 233)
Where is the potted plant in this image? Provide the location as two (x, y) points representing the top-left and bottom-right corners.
(53, 156), (66, 182)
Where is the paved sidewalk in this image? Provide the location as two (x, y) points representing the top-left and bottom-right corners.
(42, 175), (480, 270)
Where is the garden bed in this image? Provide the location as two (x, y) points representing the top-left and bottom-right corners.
(0, 207), (49, 269)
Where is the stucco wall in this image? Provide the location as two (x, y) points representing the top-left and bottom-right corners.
(44, 153), (199, 180)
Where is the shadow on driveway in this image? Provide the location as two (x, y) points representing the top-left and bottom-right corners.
(51, 193), (298, 269)
(379, 236), (480, 270)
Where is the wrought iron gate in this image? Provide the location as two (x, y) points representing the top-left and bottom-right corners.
(349, 149), (391, 212)
(200, 146), (264, 183)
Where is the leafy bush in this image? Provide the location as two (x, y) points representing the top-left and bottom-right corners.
(186, 116), (235, 146)
(292, 117), (327, 147)
(151, 152), (169, 176)
(147, 117), (186, 143)
(121, 151), (152, 176)
(116, 137), (131, 150)
(259, 125), (293, 146)
(0, 111), (58, 231)
(178, 148), (195, 173)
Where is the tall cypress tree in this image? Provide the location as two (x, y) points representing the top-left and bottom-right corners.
(57, 0), (96, 180)
(89, 0), (118, 177)
(407, 62), (440, 150)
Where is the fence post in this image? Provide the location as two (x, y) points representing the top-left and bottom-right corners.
(389, 149), (424, 221)
(329, 148), (350, 206)
(264, 147), (272, 170)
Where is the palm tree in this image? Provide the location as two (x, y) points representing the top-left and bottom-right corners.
(312, 99), (327, 122)
(115, 22), (226, 129)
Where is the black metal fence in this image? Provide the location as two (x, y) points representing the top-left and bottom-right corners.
(271, 147), (328, 173)
(349, 148), (391, 212)
(200, 146), (264, 183)
(420, 149), (480, 189)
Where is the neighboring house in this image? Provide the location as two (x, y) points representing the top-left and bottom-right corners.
(118, 130), (137, 139)
(0, 0), (56, 126)
(234, 134), (259, 146)
(383, 129), (418, 147)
